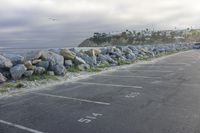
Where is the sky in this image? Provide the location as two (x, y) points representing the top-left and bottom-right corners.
(0, 0), (200, 48)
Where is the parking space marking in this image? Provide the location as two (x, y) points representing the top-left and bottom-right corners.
(75, 81), (143, 89)
(125, 92), (140, 98)
(133, 65), (183, 68)
(0, 119), (44, 133)
(78, 113), (103, 124)
(122, 69), (173, 73)
(31, 92), (110, 105)
(153, 63), (191, 66)
(100, 74), (161, 79)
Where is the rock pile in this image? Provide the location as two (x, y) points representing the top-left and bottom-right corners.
(0, 43), (191, 83)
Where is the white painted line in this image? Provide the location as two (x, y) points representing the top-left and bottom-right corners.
(31, 92), (110, 106)
(100, 74), (161, 79)
(76, 81), (143, 89)
(151, 80), (162, 84)
(0, 120), (44, 133)
(125, 92), (140, 98)
(123, 69), (173, 73)
(178, 68), (184, 71)
(155, 63), (191, 66)
(133, 65), (182, 68)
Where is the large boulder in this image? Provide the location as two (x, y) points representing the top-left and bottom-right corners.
(24, 61), (35, 70)
(36, 61), (49, 70)
(60, 48), (76, 60)
(64, 60), (73, 68)
(24, 50), (42, 61)
(74, 56), (86, 65)
(34, 67), (46, 74)
(3, 54), (24, 65)
(126, 53), (136, 60)
(78, 64), (90, 71)
(10, 64), (27, 80)
(0, 55), (13, 69)
(122, 47), (133, 55)
(69, 48), (80, 54)
(2, 71), (11, 79)
(53, 64), (66, 76)
(23, 70), (34, 77)
(100, 47), (108, 55)
(48, 48), (61, 54)
(85, 49), (101, 57)
(47, 71), (55, 76)
(98, 54), (117, 64)
(0, 72), (7, 83)
(77, 53), (97, 67)
(41, 51), (64, 70)
(32, 59), (42, 65)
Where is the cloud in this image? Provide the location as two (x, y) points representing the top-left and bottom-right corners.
(0, 0), (200, 48)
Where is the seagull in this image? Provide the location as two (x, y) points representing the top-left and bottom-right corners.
(48, 18), (57, 21)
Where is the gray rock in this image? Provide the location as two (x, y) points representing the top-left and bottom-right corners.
(53, 64), (66, 76)
(47, 71), (55, 76)
(24, 70), (34, 77)
(41, 51), (64, 70)
(34, 67), (46, 74)
(84, 49), (101, 57)
(98, 54), (117, 64)
(10, 64), (27, 80)
(69, 48), (80, 54)
(74, 56), (86, 65)
(24, 61), (35, 70)
(0, 72), (7, 83)
(123, 47), (133, 55)
(24, 50), (42, 61)
(37, 61), (49, 70)
(78, 64), (90, 71)
(126, 53), (136, 60)
(2, 71), (11, 79)
(78, 54), (97, 67)
(0, 55), (13, 69)
(32, 59), (42, 65)
(60, 48), (76, 60)
(64, 60), (73, 67)
(3, 54), (24, 65)
(48, 48), (61, 54)
(100, 47), (108, 55)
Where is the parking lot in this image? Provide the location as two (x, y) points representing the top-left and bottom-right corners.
(1, 50), (200, 133)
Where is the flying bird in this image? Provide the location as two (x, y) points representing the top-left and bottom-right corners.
(48, 18), (57, 21)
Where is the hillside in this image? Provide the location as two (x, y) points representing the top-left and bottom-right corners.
(79, 29), (200, 47)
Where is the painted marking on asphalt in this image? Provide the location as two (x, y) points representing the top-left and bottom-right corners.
(192, 61), (197, 64)
(0, 119), (44, 133)
(133, 65), (182, 68)
(75, 81), (143, 89)
(123, 69), (173, 73)
(151, 80), (162, 84)
(78, 113), (103, 124)
(31, 92), (110, 105)
(155, 63), (191, 66)
(100, 74), (161, 79)
(178, 68), (184, 71)
(125, 92), (140, 98)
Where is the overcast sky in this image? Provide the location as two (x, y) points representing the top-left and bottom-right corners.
(0, 0), (200, 48)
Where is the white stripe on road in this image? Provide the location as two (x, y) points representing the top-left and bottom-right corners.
(122, 69), (173, 73)
(76, 81), (143, 89)
(0, 120), (44, 133)
(100, 74), (161, 79)
(152, 63), (191, 66)
(31, 92), (110, 106)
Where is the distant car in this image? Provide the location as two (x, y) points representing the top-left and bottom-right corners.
(192, 43), (200, 49)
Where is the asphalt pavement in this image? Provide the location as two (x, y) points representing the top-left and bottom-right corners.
(1, 50), (200, 133)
